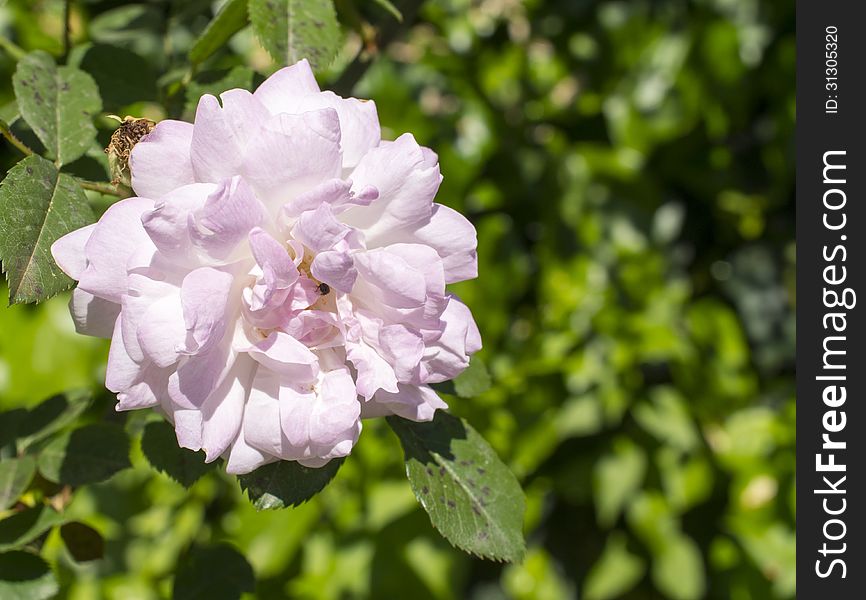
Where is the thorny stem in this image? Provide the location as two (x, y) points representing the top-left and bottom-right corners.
(0, 120), (34, 156)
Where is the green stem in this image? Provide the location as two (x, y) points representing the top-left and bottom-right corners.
(77, 179), (126, 198)
(0, 35), (26, 61)
(0, 119), (34, 156)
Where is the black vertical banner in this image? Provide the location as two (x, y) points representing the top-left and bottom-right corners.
(797, 1), (865, 596)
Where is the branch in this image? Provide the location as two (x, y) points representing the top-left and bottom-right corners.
(0, 119), (34, 156)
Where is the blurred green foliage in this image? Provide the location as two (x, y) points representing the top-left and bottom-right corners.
(0, 0), (794, 598)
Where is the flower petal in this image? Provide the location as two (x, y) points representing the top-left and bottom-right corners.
(69, 288), (119, 338)
(130, 120), (196, 199)
(190, 90), (270, 182)
(340, 134), (440, 245)
(371, 384), (447, 422)
(78, 197), (155, 303)
(240, 110), (342, 208)
(51, 223), (95, 280)
(252, 59), (320, 113)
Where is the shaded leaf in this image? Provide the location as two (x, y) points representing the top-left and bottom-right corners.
(0, 155), (95, 304)
(141, 421), (215, 487)
(387, 412), (526, 562)
(77, 43), (158, 109)
(0, 409), (27, 450)
(239, 459), (344, 510)
(0, 457), (36, 510)
(173, 544), (255, 600)
(12, 51), (101, 166)
(60, 522), (104, 562)
(249, 0), (341, 69)
(0, 505), (64, 551)
(16, 391), (92, 452)
(38, 423), (131, 486)
(0, 551), (58, 600)
(189, 0), (250, 66)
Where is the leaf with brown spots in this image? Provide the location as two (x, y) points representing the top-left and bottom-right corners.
(0, 155), (95, 304)
(388, 412), (526, 562)
(12, 51), (102, 166)
(248, 0), (341, 70)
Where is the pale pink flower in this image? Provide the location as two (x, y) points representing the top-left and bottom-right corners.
(50, 60), (480, 473)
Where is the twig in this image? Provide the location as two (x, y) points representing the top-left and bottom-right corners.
(77, 179), (126, 198)
(0, 119), (34, 156)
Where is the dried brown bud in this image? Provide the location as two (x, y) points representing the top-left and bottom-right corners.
(106, 116), (155, 189)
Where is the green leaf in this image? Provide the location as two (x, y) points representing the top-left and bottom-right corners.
(0, 551), (58, 600)
(371, 0), (403, 22)
(12, 51), (102, 166)
(431, 358), (491, 398)
(239, 458), (344, 510)
(189, 0), (250, 66)
(0, 505), (64, 551)
(454, 358), (492, 398)
(37, 423), (131, 486)
(249, 0), (341, 70)
(583, 533), (645, 600)
(16, 391), (92, 452)
(141, 421), (215, 487)
(593, 439), (646, 527)
(652, 535), (706, 600)
(0, 155), (95, 304)
(172, 544), (255, 600)
(76, 43), (158, 109)
(0, 457), (36, 510)
(387, 412), (526, 562)
(59, 522), (104, 562)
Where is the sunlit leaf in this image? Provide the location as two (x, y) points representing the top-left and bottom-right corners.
(388, 412), (526, 562)
(12, 51), (101, 166)
(0, 457), (36, 510)
(189, 0), (250, 66)
(652, 535), (706, 600)
(249, 0), (341, 69)
(583, 533), (645, 600)
(0, 155), (95, 304)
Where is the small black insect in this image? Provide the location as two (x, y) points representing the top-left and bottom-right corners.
(317, 282), (331, 295)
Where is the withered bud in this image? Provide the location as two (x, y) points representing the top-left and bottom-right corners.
(106, 116), (155, 189)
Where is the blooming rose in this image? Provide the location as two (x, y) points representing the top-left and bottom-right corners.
(50, 59), (480, 473)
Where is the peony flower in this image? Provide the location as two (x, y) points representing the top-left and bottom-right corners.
(50, 59), (480, 473)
